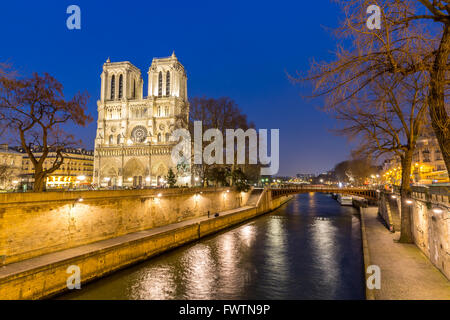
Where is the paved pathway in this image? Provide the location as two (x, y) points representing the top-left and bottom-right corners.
(0, 206), (254, 279)
(361, 209), (450, 300)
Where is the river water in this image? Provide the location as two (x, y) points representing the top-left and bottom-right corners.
(60, 193), (365, 300)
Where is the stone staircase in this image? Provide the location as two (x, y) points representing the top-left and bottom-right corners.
(379, 193), (401, 232)
(387, 197), (401, 232)
(246, 188), (264, 207)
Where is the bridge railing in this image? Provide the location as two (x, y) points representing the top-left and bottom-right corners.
(269, 185), (378, 201)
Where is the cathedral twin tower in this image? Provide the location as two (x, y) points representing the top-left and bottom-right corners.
(93, 52), (190, 187)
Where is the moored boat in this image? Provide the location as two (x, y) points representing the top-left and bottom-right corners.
(337, 194), (353, 206)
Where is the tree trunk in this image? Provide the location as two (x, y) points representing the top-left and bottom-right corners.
(429, 24), (450, 174)
(33, 168), (47, 192)
(398, 150), (414, 243)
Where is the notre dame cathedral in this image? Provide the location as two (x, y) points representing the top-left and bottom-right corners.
(93, 52), (190, 187)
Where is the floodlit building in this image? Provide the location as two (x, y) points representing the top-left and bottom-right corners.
(18, 147), (94, 189)
(93, 53), (190, 188)
(382, 131), (449, 185)
(412, 132), (449, 184)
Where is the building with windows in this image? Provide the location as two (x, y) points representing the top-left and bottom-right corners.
(18, 147), (94, 189)
(0, 144), (23, 190)
(93, 53), (190, 188)
(412, 132), (448, 184)
(382, 131), (449, 185)
(296, 173), (315, 181)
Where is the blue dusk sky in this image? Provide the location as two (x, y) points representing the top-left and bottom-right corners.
(0, 0), (356, 176)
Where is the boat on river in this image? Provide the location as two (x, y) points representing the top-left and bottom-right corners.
(337, 194), (353, 206)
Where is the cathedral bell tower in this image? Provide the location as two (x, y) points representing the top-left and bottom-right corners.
(93, 54), (191, 188)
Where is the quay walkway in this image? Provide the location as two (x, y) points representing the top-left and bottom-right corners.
(361, 209), (450, 300)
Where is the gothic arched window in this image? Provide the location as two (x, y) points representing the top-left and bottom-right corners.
(158, 106), (161, 117)
(157, 133), (162, 143)
(164, 106), (169, 116)
(117, 135), (121, 144)
(110, 75), (115, 100)
(166, 71), (170, 96)
(132, 79), (136, 99)
(109, 135), (113, 144)
(165, 133), (170, 143)
(118, 74), (123, 99)
(158, 72), (163, 97)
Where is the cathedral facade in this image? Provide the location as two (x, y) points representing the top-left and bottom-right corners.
(93, 53), (190, 187)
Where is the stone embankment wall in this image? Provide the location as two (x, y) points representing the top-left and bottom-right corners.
(0, 188), (250, 265)
(378, 187), (449, 280)
(0, 188), (292, 299)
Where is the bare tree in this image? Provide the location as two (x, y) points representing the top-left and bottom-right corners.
(176, 96), (257, 187)
(307, 0), (450, 171)
(0, 68), (92, 192)
(0, 164), (14, 189)
(414, 0), (450, 174)
(333, 158), (378, 185)
(294, 1), (431, 242)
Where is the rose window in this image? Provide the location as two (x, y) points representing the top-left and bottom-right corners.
(131, 126), (148, 143)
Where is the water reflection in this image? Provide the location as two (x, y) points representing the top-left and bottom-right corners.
(181, 245), (215, 299)
(60, 193), (365, 300)
(264, 217), (289, 294)
(311, 219), (339, 297)
(130, 265), (176, 300)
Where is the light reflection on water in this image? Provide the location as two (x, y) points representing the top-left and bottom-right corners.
(59, 193), (365, 300)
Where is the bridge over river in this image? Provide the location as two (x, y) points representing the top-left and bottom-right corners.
(270, 185), (378, 201)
